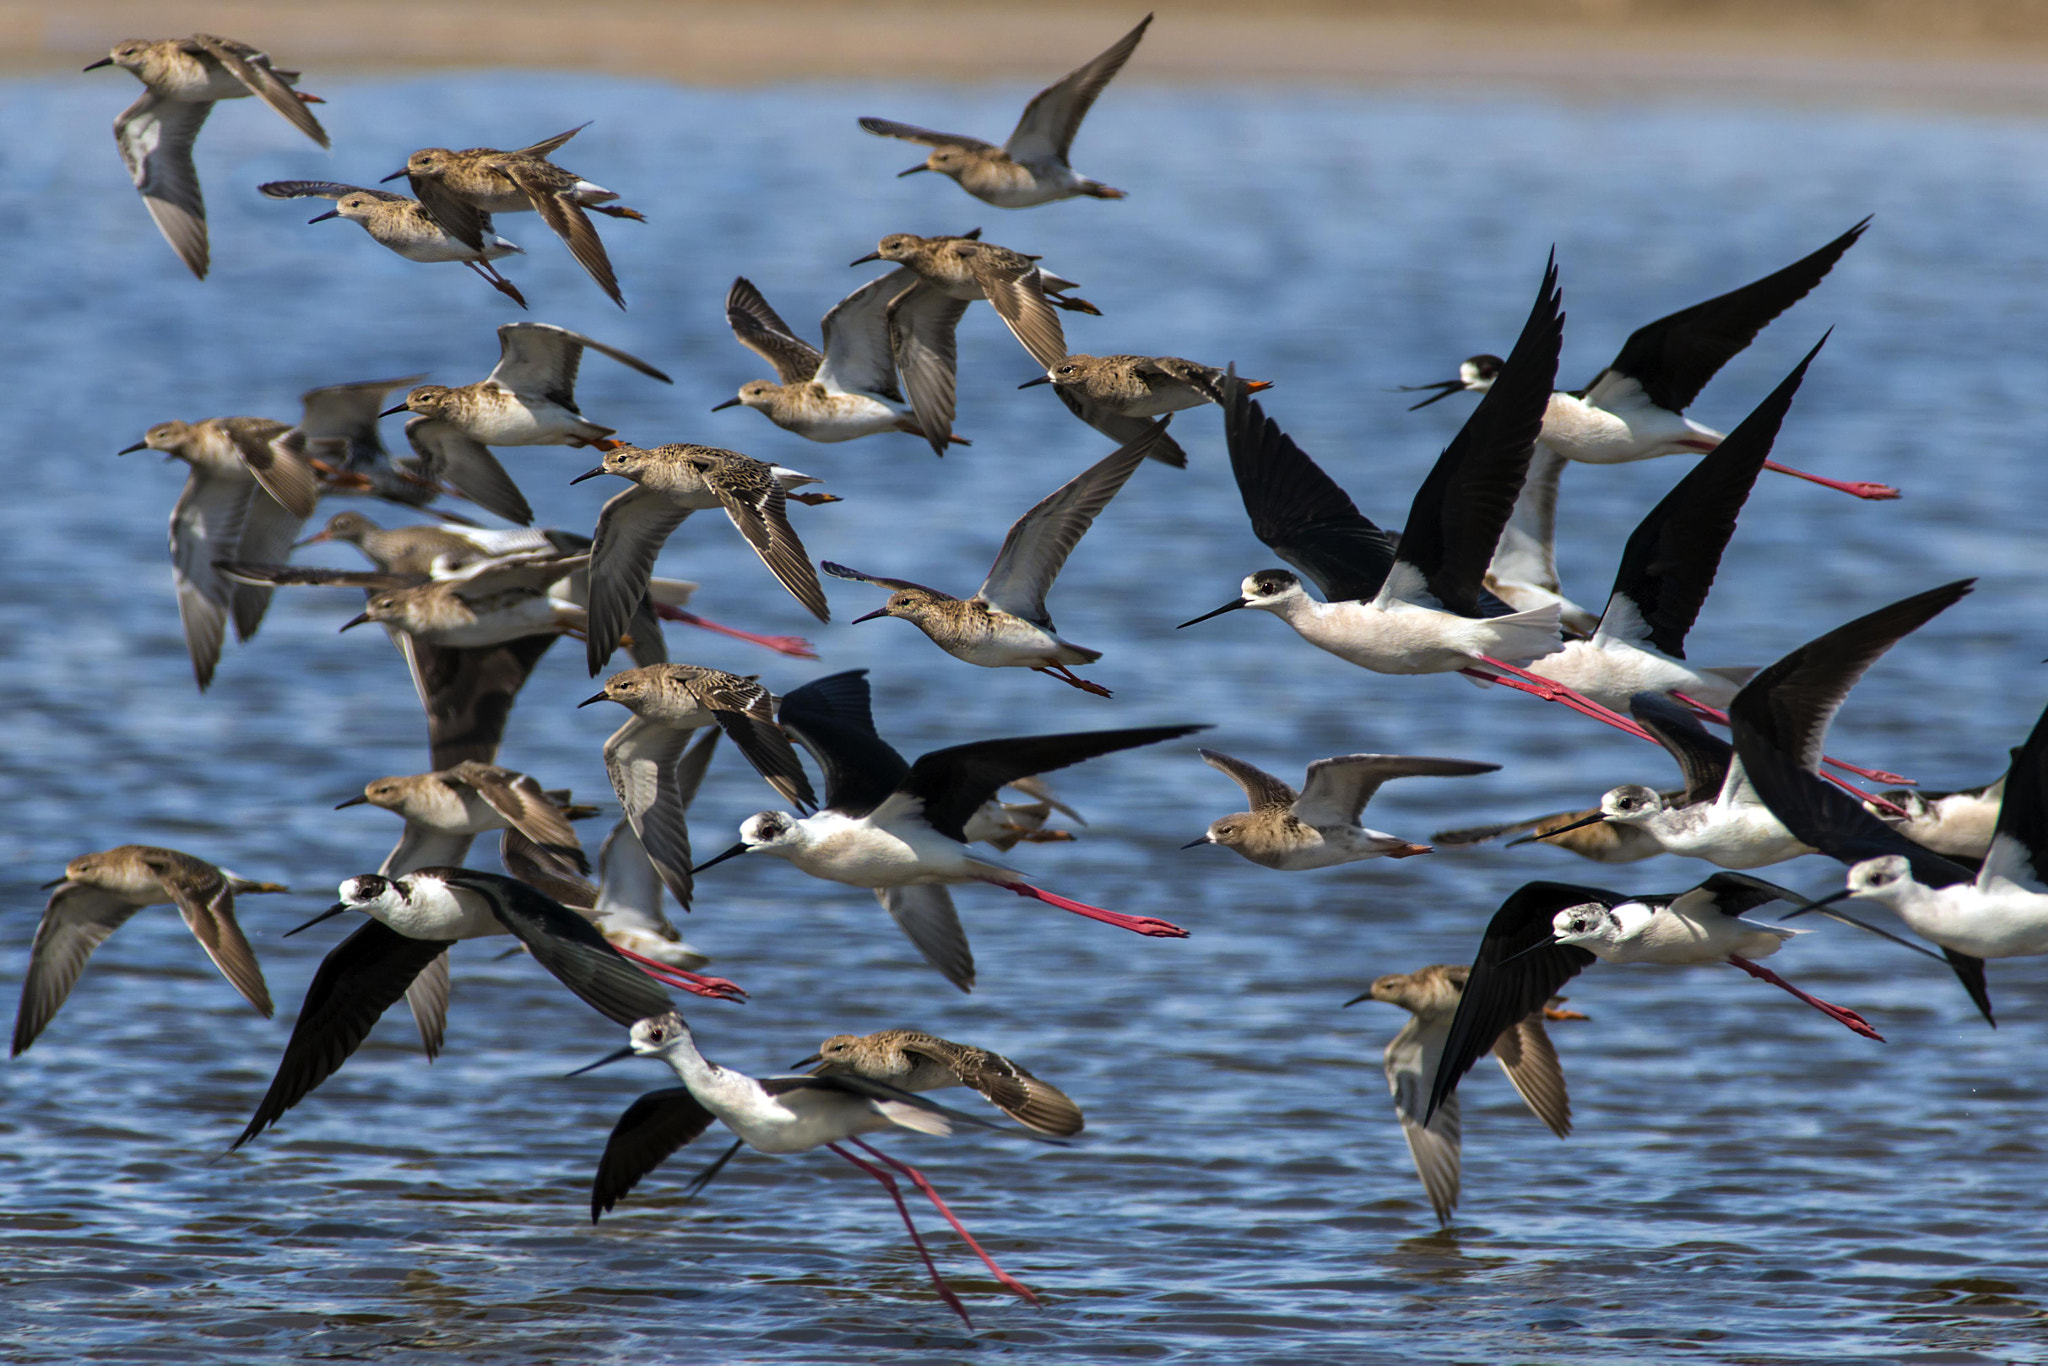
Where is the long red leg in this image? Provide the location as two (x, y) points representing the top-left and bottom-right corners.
(829, 1143), (971, 1327)
(1033, 664), (1112, 698)
(1465, 660), (1656, 742)
(986, 880), (1187, 937)
(1762, 459), (1900, 502)
(852, 1138), (1039, 1306)
(610, 944), (746, 1002)
(653, 605), (817, 659)
(1671, 693), (1913, 791)
(1726, 954), (1884, 1041)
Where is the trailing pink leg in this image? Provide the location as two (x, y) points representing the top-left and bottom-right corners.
(1466, 660), (1656, 743)
(987, 880), (1187, 937)
(1727, 954), (1884, 1041)
(829, 1143), (970, 1327)
(611, 944), (746, 1002)
(853, 1139), (1040, 1306)
(1762, 459), (1900, 501)
(654, 605), (816, 659)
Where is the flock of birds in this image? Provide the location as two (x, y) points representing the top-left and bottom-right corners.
(29, 15), (2048, 1328)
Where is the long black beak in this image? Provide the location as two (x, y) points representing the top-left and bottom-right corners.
(1506, 812), (1606, 846)
(292, 530), (333, 549)
(1781, 888), (1858, 919)
(849, 251), (882, 266)
(1342, 988), (1373, 1007)
(1018, 375), (1052, 389)
(788, 1052), (823, 1070)
(710, 397), (743, 412)
(339, 612), (372, 632)
(566, 1044), (637, 1077)
(83, 57), (113, 70)
(379, 169), (408, 183)
(39, 876), (67, 890)
(851, 608), (889, 624)
(569, 466), (607, 484)
(897, 163), (930, 178)
(690, 842), (749, 875)
(284, 903), (351, 937)
(1177, 597), (1248, 629)
(307, 209), (339, 224)
(376, 402), (409, 418)
(334, 795), (369, 809)
(577, 690), (609, 707)
(1399, 380), (1466, 411)
(1179, 837), (1209, 850)
(1498, 937), (1561, 966)
(117, 441), (147, 455)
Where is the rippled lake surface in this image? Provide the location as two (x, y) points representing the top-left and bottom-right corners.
(4, 68), (2048, 1363)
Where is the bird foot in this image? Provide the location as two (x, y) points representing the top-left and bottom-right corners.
(589, 203), (648, 222)
(787, 491), (842, 506)
(1035, 664), (1112, 697)
(1387, 843), (1433, 858)
(490, 275), (529, 309)
(1047, 293), (1103, 316)
(1542, 1007), (1590, 1022)
(297, 92), (325, 104)
(1727, 954), (1883, 1041)
(994, 880), (1188, 937)
(656, 606), (818, 659)
(1020, 828), (1076, 843)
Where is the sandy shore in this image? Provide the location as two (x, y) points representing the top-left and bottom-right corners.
(10, 0), (2048, 111)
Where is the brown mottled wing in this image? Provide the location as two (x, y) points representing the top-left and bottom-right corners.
(963, 248), (1068, 370)
(726, 277), (822, 384)
(1051, 387), (1190, 467)
(585, 485), (690, 674)
(191, 34), (329, 147)
(455, 761), (590, 877)
(1003, 14), (1151, 163)
(116, 91), (212, 278)
(501, 826), (600, 909)
(259, 180), (406, 205)
(1491, 1009), (1571, 1138)
(702, 674), (818, 813)
(517, 174), (624, 308)
(1293, 754), (1500, 828)
(888, 280), (969, 458)
(13, 884), (148, 1056)
(710, 462), (830, 623)
(591, 1087), (718, 1222)
(512, 123), (589, 159)
(857, 116), (995, 153)
(1197, 748), (1298, 813)
(409, 169), (489, 252)
(819, 560), (952, 599)
(904, 1033), (1083, 1135)
(146, 851), (273, 1020)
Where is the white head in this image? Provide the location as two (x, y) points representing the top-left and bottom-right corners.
(1845, 855), (1915, 903)
(1551, 901), (1624, 948)
(738, 810), (807, 856)
(628, 1011), (694, 1056)
(1178, 568), (1308, 630)
(338, 872), (410, 912)
(1598, 785), (1667, 825)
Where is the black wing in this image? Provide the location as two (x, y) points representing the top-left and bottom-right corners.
(777, 670), (908, 818)
(1220, 369), (1396, 605)
(1392, 253), (1563, 616)
(1597, 217), (1869, 412)
(441, 871), (674, 1026)
(1603, 337), (1823, 659)
(420, 636), (558, 770)
(1427, 880), (1609, 1123)
(1630, 692), (1734, 805)
(590, 1086), (718, 1222)
(231, 921), (453, 1150)
(1730, 579), (1975, 772)
(904, 725), (1207, 844)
